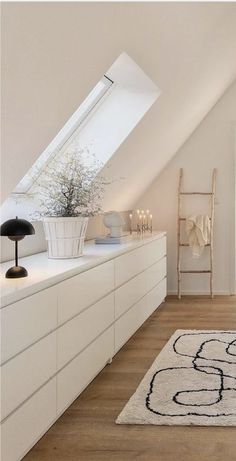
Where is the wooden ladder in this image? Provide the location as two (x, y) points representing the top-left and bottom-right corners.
(177, 168), (216, 299)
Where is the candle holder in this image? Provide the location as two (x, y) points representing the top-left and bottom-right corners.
(129, 210), (153, 235)
(129, 213), (133, 235)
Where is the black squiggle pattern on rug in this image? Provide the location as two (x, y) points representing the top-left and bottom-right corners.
(146, 332), (236, 417)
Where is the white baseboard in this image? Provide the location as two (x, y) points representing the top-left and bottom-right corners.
(167, 290), (233, 296)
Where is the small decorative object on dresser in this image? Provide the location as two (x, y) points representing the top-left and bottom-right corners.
(96, 211), (128, 244)
(103, 211), (125, 237)
(43, 216), (89, 259)
(0, 216), (35, 278)
(31, 148), (109, 258)
(135, 209), (153, 234)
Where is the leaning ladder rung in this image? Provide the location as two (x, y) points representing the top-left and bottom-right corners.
(179, 217), (211, 221)
(179, 243), (210, 247)
(180, 270), (211, 273)
(179, 192), (213, 195)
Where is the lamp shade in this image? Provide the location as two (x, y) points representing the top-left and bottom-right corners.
(0, 217), (35, 237)
(0, 217), (35, 278)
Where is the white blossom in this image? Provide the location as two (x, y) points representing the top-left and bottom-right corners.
(30, 148), (111, 218)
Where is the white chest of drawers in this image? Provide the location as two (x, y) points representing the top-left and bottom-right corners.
(0, 232), (166, 461)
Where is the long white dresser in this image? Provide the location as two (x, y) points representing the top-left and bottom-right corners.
(0, 232), (167, 461)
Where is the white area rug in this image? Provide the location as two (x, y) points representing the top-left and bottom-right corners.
(116, 330), (236, 426)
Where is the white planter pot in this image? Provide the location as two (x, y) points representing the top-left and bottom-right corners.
(43, 217), (89, 259)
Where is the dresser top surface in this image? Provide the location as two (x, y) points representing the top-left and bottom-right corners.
(0, 232), (166, 307)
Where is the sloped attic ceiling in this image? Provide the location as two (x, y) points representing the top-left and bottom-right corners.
(1, 2), (236, 208)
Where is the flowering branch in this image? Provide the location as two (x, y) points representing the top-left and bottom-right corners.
(30, 148), (111, 218)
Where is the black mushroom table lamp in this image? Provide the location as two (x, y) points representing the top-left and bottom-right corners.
(0, 216), (35, 278)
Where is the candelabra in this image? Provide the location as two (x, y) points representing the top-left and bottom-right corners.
(129, 209), (153, 235)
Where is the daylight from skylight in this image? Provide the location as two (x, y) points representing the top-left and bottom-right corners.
(2, 52), (160, 221)
(13, 76), (113, 194)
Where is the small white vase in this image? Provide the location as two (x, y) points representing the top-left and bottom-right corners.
(43, 216), (89, 259)
(103, 211), (125, 237)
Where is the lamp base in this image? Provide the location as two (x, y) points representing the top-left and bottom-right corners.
(5, 266), (28, 278)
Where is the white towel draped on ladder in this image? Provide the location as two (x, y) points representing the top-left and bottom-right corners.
(185, 215), (211, 258)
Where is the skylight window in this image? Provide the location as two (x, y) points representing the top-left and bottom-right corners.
(9, 52), (160, 216)
(13, 75), (113, 194)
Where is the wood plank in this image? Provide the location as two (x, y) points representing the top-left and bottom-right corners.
(179, 243), (210, 247)
(177, 168), (183, 299)
(180, 270), (211, 273)
(210, 168), (217, 298)
(23, 295), (236, 461)
(179, 217), (211, 221)
(180, 192), (213, 195)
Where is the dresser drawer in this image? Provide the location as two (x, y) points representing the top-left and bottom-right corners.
(1, 378), (57, 461)
(146, 256), (166, 292)
(57, 326), (114, 414)
(115, 270), (147, 319)
(145, 277), (166, 320)
(115, 237), (166, 287)
(57, 293), (114, 369)
(1, 287), (57, 364)
(114, 244), (148, 287)
(115, 296), (147, 353)
(58, 260), (114, 324)
(114, 276), (167, 353)
(115, 255), (166, 320)
(1, 332), (57, 421)
(146, 236), (166, 267)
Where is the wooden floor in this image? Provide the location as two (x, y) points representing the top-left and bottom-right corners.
(24, 296), (236, 461)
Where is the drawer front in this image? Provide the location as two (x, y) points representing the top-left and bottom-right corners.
(1, 332), (57, 421)
(1, 286), (57, 364)
(1, 378), (56, 461)
(114, 244), (148, 287)
(115, 270), (147, 319)
(146, 256), (166, 292)
(58, 260), (114, 324)
(115, 237), (166, 287)
(146, 236), (166, 267)
(57, 326), (114, 414)
(145, 277), (167, 320)
(115, 296), (147, 353)
(115, 276), (167, 353)
(57, 293), (114, 369)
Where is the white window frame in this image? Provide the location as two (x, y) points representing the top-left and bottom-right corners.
(13, 75), (113, 194)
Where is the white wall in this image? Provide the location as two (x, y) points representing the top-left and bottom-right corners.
(10, 52), (159, 197)
(2, 3), (236, 208)
(136, 81), (236, 295)
(2, 3), (236, 271)
(234, 123), (236, 293)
